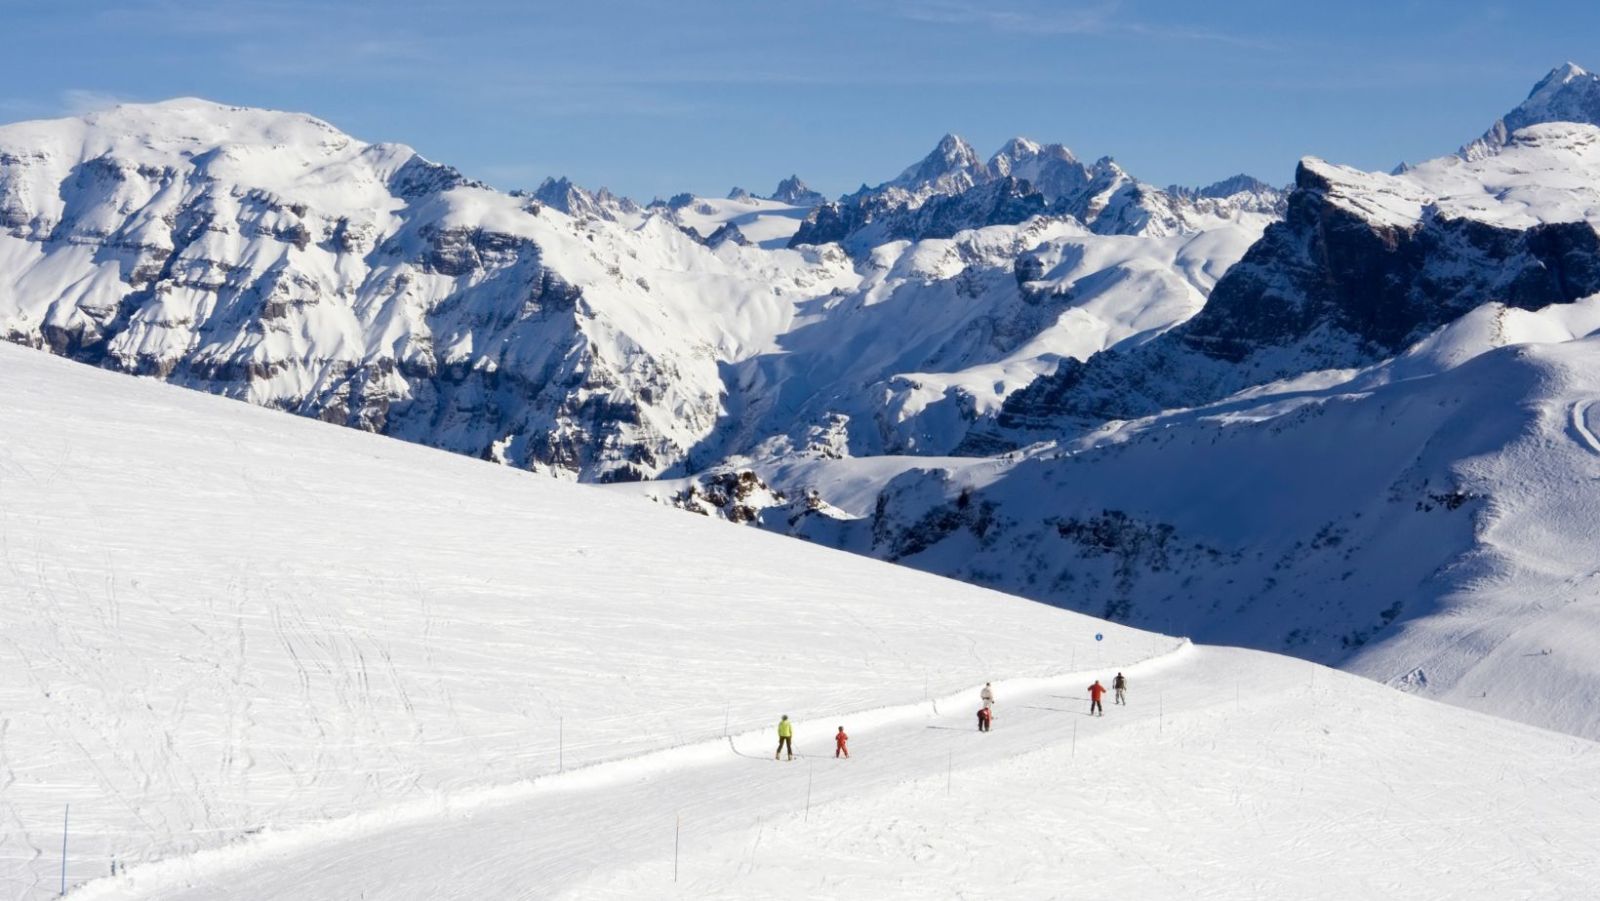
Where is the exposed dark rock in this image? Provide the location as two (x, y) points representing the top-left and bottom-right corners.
(995, 160), (1600, 435)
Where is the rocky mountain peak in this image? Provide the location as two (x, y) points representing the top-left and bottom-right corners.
(533, 177), (636, 219)
(989, 136), (1042, 169)
(1529, 61), (1591, 98)
(890, 133), (986, 196)
(1169, 174), (1281, 201)
(1462, 61), (1600, 160)
(769, 174), (825, 206)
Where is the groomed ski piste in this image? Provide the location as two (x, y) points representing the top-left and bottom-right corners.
(1, 341), (1596, 899)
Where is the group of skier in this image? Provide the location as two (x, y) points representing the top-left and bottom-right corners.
(776, 671), (1131, 759)
(1088, 672), (1128, 715)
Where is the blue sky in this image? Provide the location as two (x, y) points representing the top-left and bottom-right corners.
(3, 1), (1597, 200)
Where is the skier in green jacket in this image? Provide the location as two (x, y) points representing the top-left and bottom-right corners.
(776, 715), (794, 760)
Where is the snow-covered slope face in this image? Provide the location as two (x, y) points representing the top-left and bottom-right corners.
(0, 99), (867, 482)
(0, 340), (1177, 893)
(668, 194), (813, 250)
(699, 219), (1260, 462)
(1463, 61), (1600, 159)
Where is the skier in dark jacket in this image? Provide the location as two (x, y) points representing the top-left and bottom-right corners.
(977, 706), (992, 732)
(1113, 672), (1127, 706)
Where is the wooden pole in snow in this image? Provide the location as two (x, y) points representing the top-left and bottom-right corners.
(674, 813), (681, 882)
(59, 804), (69, 897)
(805, 761), (814, 821)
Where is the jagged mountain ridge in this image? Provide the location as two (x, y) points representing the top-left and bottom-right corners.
(789, 133), (1286, 250)
(768, 175), (826, 206)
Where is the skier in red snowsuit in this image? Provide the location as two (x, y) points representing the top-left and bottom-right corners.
(1088, 680), (1107, 716)
(835, 726), (849, 758)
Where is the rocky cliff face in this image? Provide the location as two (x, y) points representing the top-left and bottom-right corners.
(992, 124), (1600, 437)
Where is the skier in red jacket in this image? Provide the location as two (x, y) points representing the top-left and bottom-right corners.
(1088, 680), (1107, 716)
(835, 726), (850, 758)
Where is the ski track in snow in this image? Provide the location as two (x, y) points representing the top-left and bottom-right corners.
(69, 644), (1600, 901)
(69, 643), (1193, 899)
(1571, 399), (1600, 457)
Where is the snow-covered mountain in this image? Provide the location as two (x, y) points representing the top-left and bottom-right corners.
(1462, 61), (1600, 159)
(988, 122), (1600, 442)
(0, 99), (1264, 484)
(766, 174), (825, 206)
(527, 176), (640, 221)
(0, 99), (869, 482)
(789, 133), (1284, 250)
(4, 341), (1596, 900)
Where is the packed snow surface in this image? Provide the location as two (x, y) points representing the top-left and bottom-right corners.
(0, 341), (1166, 895)
(2, 342), (1597, 899)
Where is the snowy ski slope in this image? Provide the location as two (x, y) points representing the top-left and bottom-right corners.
(2, 341), (1597, 899)
(0, 341), (1168, 896)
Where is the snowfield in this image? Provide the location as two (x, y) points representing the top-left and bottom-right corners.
(0, 340), (1168, 895)
(2, 342), (1598, 899)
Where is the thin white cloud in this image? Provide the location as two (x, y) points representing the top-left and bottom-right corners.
(890, 0), (1278, 50)
(60, 89), (127, 115)
(898, 0), (1121, 35)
